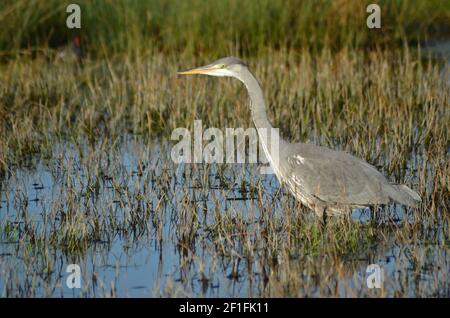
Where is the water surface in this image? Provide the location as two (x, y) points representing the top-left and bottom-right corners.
(0, 137), (448, 297)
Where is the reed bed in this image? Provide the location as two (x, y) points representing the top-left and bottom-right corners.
(1, 0), (448, 56)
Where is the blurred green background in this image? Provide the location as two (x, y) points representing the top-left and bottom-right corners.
(1, 0), (449, 58)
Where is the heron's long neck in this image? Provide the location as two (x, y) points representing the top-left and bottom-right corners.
(238, 69), (285, 172)
(239, 69), (274, 132)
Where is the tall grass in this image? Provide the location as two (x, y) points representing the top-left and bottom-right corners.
(1, 48), (448, 176)
(0, 0), (449, 58)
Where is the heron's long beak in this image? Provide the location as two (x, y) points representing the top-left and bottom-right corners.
(177, 65), (217, 75)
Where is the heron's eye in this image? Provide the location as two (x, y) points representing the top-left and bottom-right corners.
(218, 64), (226, 69)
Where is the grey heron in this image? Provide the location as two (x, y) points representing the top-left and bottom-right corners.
(178, 57), (421, 218)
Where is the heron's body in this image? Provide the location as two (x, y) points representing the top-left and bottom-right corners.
(178, 57), (421, 217)
(280, 142), (420, 216)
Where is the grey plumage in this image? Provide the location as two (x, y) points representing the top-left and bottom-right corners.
(282, 143), (420, 216)
(178, 57), (421, 217)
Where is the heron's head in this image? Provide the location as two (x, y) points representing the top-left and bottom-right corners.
(177, 56), (248, 78)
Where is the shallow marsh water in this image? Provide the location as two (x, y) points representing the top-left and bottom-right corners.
(0, 136), (448, 297)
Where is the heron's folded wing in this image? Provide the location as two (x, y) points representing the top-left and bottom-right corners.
(286, 149), (389, 205)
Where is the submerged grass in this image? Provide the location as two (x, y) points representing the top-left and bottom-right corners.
(1, 138), (447, 296)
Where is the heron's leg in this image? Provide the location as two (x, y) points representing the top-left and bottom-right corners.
(314, 202), (326, 218)
(314, 202), (328, 228)
(322, 209), (328, 225)
(316, 209), (328, 232)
